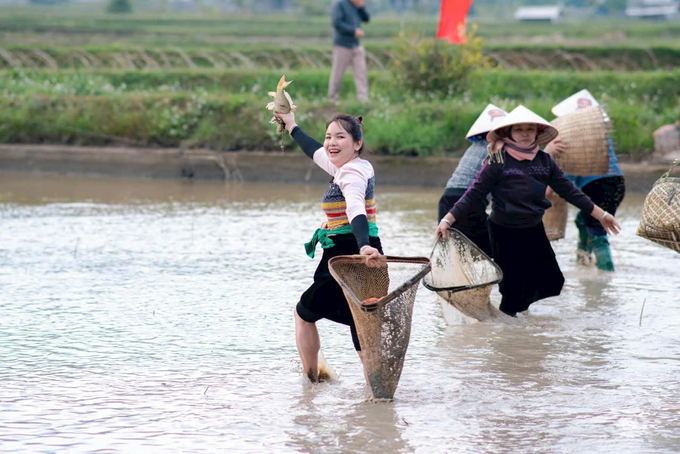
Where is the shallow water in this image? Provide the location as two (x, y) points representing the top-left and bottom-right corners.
(0, 174), (678, 453)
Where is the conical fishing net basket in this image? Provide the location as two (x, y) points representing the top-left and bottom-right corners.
(550, 106), (611, 176)
(636, 160), (680, 253)
(543, 189), (568, 241)
(423, 229), (505, 321)
(328, 255), (431, 400)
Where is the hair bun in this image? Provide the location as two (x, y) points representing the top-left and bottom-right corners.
(356, 115), (364, 128)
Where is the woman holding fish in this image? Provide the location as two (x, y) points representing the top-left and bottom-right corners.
(274, 104), (383, 382)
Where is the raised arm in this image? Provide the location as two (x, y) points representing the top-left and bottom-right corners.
(276, 111), (322, 158)
(290, 126), (322, 159)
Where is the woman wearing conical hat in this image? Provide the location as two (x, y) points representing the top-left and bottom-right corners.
(437, 104), (508, 257)
(545, 89), (626, 271)
(435, 106), (622, 317)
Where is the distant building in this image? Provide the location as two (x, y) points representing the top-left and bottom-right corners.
(514, 6), (563, 23)
(626, 0), (679, 19)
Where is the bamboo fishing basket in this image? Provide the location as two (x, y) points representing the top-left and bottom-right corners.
(636, 159), (680, 253)
(550, 106), (611, 176)
(543, 189), (568, 241)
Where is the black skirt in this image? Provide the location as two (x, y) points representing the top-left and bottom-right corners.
(296, 233), (384, 351)
(581, 176), (626, 231)
(488, 220), (564, 316)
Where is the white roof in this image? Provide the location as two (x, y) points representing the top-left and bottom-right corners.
(625, 5), (679, 16)
(515, 6), (562, 20)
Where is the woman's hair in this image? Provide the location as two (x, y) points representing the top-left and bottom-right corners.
(326, 114), (365, 155)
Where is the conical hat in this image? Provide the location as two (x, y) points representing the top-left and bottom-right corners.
(486, 105), (559, 146)
(465, 104), (509, 139)
(551, 89), (599, 117)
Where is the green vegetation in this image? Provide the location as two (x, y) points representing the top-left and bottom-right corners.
(0, 7), (677, 157)
(106, 0), (132, 14)
(1, 68), (676, 157)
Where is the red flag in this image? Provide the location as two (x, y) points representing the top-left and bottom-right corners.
(436, 0), (474, 44)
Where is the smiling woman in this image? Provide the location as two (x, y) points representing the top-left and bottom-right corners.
(273, 109), (384, 384)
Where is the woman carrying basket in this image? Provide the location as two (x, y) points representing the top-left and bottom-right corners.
(274, 110), (383, 382)
(545, 90), (625, 271)
(437, 104), (508, 257)
(435, 106), (621, 317)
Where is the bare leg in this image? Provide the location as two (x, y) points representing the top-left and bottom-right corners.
(295, 308), (320, 382)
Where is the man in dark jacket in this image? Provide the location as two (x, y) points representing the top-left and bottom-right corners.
(328, 0), (370, 103)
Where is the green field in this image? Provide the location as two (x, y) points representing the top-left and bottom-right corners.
(0, 5), (678, 157)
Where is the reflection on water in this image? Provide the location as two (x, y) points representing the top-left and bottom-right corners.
(0, 174), (678, 453)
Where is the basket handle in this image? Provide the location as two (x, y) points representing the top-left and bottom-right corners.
(661, 159), (680, 179)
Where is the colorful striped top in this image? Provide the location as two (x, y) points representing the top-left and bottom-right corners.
(313, 148), (377, 230)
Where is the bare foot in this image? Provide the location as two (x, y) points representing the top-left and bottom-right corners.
(306, 367), (319, 383)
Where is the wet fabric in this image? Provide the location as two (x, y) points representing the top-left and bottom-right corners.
(297, 233), (383, 351)
(489, 220), (565, 316)
(579, 176), (626, 236)
(438, 193), (492, 257)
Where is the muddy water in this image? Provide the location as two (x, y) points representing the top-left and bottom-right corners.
(0, 174), (678, 453)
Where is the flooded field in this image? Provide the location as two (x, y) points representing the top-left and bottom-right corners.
(0, 174), (678, 453)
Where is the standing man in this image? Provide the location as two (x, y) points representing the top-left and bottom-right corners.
(328, 0), (370, 104)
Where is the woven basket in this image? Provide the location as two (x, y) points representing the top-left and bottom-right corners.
(543, 189), (568, 241)
(550, 106), (610, 176)
(423, 229), (507, 321)
(328, 255), (431, 400)
(636, 159), (680, 253)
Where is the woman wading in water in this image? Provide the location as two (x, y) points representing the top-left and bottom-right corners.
(435, 106), (621, 317)
(437, 104), (508, 257)
(546, 89), (626, 271)
(275, 110), (383, 382)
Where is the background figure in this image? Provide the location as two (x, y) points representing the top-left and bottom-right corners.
(438, 104), (508, 257)
(328, 0), (370, 103)
(547, 89), (625, 271)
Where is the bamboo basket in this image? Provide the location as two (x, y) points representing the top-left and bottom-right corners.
(636, 159), (680, 253)
(550, 106), (610, 176)
(543, 189), (568, 241)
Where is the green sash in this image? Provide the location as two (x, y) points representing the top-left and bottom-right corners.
(304, 222), (379, 258)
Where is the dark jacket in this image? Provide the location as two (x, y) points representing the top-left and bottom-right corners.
(451, 151), (595, 228)
(332, 0), (370, 49)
